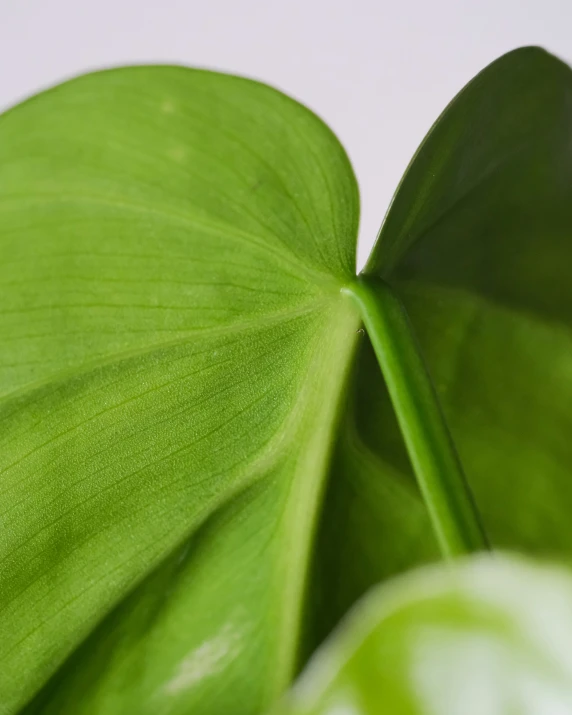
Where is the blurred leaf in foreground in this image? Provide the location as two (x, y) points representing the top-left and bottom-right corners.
(280, 555), (572, 715)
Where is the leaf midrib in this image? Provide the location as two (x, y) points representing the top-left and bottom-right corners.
(264, 296), (361, 705)
(372, 139), (530, 276)
(0, 296), (358, 665)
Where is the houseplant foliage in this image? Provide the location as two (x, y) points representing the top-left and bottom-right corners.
(2, 45), (572, 713)
(278, 555), (572, 714)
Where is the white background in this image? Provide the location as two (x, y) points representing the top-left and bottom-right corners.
(1, 0), (571, 266)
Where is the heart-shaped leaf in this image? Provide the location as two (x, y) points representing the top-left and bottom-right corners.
(0, 68), (362, 713)
(278, 555), (572, 714)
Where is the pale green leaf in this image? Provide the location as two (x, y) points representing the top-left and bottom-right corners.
(279, 556), (572, 714)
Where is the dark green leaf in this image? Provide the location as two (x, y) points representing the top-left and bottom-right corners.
(321, 46), (572, 630)
(379, 48), (572, 552)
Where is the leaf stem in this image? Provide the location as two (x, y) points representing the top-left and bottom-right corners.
(343, 275), (489, 558)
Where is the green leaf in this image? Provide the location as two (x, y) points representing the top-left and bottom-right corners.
(0, 68), (361, 713)
(377, 47), (572, 551)
(344, 275), (488, 557)
(309, 46), (572, 647)
(277, 555), (572, 714)
(5, 45), (572, 715)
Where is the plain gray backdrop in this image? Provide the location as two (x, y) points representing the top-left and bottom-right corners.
(1, 0), (571, 266)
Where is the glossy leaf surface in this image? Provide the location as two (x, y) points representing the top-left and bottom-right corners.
(279, 556), (572, 714)
(374, 48), (572, 554)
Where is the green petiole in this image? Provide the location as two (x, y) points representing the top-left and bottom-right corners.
(344, 275), (489, 558)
